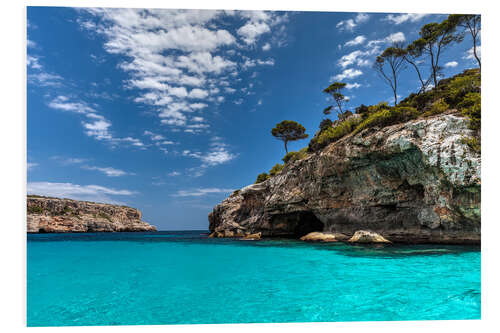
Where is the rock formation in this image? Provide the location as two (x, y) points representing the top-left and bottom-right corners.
(348, 230), (391, 243)
(209, 112), (480, 244)
(300, 232), (349, 242)
(27, 196), (156, 233)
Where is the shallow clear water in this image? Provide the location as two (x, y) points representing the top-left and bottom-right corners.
(27, 231), (481, 326)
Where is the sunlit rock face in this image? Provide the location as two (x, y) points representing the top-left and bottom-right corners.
(209, 112), (480, 244)
(27, 196), (156, 233)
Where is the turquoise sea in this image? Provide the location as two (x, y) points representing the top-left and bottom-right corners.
(27, 231), (481, 326)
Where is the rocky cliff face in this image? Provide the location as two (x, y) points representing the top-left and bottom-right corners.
(27, 196), (156, 233)
(209, 112), (481, 244)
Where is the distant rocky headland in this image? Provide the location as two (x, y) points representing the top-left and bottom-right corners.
(209, 111), (480, 244)
(27, 195), (156, 233)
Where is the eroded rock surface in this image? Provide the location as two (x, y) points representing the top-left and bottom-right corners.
(209, 113), (480, 244)
(27, 196), (156, 233)
(348, 230), (391, 243)
(300, 232), (348, 242)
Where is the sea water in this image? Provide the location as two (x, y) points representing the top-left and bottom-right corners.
(27, 231), (481, 326)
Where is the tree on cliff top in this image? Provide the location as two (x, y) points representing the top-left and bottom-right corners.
(408, 20), (463, 88)
(271, 120), (308, 154)
(374, 44), (407, 106)
(447, 14), (481, 68)
(323, 82), (349, 118)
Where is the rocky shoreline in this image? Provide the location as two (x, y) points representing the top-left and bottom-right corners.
(27, 196), (156, 233)
(209, 112), (480, 244)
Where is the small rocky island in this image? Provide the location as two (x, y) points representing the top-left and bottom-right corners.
(27, 195), (156, 233)
(209, 112), (480, 244)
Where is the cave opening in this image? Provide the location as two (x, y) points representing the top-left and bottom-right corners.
(271, 211), (325, 238)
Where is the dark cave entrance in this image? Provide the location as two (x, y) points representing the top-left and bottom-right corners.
(271, 211), (325, 238)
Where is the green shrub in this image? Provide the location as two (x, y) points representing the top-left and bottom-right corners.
(27, 205), (43, 214)
(317, 116), (362, 146)
(446, 73), (481, 108)
(353, 106), (419, 134)
(319, 118), (333, 131)
(399, 68), (480, 112)
(457, 92), (481, 131)
(255, 172), (270, 184)
(269, 163), (284, 177)
(424, 98), (450, 116)
(461, 137), (481, 153)
(282, 147), (308, 164)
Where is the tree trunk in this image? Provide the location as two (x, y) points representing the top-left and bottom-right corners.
(473, 36), (481, 69)
(284, 141), (288, 154)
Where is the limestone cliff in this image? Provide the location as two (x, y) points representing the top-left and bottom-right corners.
(27, 196), (156, 233)
(209, 112), (480, 244)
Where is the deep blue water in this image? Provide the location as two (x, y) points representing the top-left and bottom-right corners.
(27, 231), (481, 326)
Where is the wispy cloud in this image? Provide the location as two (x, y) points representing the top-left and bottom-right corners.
(332, 68), (363, 81)
(27, 181), (135, 204)
(46, 96), (145, 148)
(336, 13), (370, 32)
(81, 165), (131, 177)
(344, 35), (366, 47)
(51, 156), (88, 165)
(383, 13), (428, 25)
(172, 187), (234, 197)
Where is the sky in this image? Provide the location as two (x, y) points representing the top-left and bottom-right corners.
(27, 7), (480, 230)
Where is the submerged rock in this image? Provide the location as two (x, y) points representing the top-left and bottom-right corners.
(209, 113), (480, 244)
(27, 196), (156, 233)
(348, 230), (391, 243)
(300, 232), (348, 242)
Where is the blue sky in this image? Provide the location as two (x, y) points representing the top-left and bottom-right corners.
(27, 8), (480, 230)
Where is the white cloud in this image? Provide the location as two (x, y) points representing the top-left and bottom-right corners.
(345, 82), (361, 89)
(464, 46), (481, 60)
(27, 71), (63, 87)
(192, 116), (205, 122)
(46, 96), (144, 148)
(51, 156), (88, 165)
(27, 181), (135, 204)
(27, 39), (37, 48)
(336, 13), (370, 31)
(332, 68), (363, 81)
(188, 88), (209, 99)
(384, 13), (428, 25)
(48, 96), (96, 114)
(78, 8), (285, 164)
(444, 61), (458, 68)
(144, 130), (165, 141)
(182, 137), (236, 166)
(237, 21), (270, 45)
(338, 50), (372, 68)
(242, 57), (275, 70)
(367, 32), (406, 50)
(385, 32), (406, 44)
(345, 35), (366, 47)
(172, 188), (234, 197)
(192, 103), (208, 110)
(168, 171), (181, 176)
(27, 55), (41, 69)
(82, 166), (130, 177)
